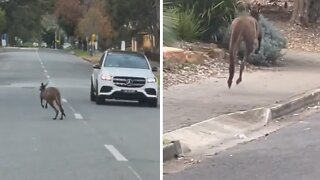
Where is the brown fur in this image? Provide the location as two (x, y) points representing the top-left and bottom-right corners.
(39, 83), (66, 120)
(227, 4), (262, 88)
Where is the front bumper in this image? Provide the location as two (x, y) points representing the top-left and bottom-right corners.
(97, 80), (158, 100)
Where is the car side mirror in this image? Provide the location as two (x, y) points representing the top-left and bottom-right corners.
(93, 64), (100, 69)
(152, 66), (158, 72)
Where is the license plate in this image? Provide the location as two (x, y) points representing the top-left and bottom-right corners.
(122, 89), (136, 93)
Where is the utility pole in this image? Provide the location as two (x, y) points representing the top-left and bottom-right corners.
(54, 30), (57, 49)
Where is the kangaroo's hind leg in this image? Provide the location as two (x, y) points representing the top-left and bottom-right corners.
(237, 42), (253, 85)
(59, 105), (65, 120)
(236, 58), (245, 85)
(48, 101), (59, 120)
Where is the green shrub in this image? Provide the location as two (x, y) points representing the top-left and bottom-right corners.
(171, 0), (238, 42)
(163, 9), (178, 46)
(163, 5), (205, 44)
(251, 15), (286, 65)
(176, 7), (205, 41)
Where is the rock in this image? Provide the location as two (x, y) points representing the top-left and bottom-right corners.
(163, 51), (187, 64)
(207, 48), (225, 59)
(185, 53), (205, 64)
(178, 41), (218, 52)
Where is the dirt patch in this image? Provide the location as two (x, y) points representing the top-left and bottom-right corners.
(262, 8), (320, 53)
(164, 42), (264, 89)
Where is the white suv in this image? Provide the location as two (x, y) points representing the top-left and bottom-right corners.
(90, 50), (158, 107)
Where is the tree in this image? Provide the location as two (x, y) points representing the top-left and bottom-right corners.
(42, 28), (55, 47)
(0, 7), (6, 33)
(104, 0), (159, 51)
(76, 2), (113, 49)
(290, 0), (320, 25)
(39, 0), (55, 14)
(290, 0), (307, 25)
(307, 0), (320, 23)
(54, 0), (83, 37)
(2, 0), (44, 45)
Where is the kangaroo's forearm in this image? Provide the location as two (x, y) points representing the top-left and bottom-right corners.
(40, 98), (44, 108)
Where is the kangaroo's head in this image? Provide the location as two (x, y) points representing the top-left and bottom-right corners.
(249, 2), (261, 21)
(39, 82), (48, 91)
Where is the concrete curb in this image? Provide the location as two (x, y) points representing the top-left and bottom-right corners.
(270, 88), (320, 119)
(163, 141), (182, 161)
(163, 88), (320, 161)
(82, 57), (96, 64)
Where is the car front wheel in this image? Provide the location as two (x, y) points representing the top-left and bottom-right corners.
(95, 82), (104, 105)
(95, 95), (104, 105)
(147, 98), (158, 107)
(90, 81), (95, 101)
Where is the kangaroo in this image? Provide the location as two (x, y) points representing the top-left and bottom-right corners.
(227, 3), (262, 88)
(39, 83), (66, 120)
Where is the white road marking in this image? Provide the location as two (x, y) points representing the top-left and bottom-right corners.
(36, 49), (51, 80)
(128, 165), (143, 180)
(104, 145), (128, 162)
(20, 47), (38, 50)
(74, 113), (83, 119)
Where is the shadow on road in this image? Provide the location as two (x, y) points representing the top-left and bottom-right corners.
(95, 100), (158, 108)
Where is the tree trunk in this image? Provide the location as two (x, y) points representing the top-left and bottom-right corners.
(290, 0), (309, 26)
(308, 0), (320, 23)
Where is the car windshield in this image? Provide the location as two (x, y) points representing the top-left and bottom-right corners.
(104, 52), (149, 69)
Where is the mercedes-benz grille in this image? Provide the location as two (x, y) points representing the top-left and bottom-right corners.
(113, 76), (146, 88)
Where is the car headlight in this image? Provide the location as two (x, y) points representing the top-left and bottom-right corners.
(101, 74), (113, 81)
(147, 77), (157, 83)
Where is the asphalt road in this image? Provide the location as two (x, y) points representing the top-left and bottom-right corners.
(0, 48), (159, 180)
(165, 112), (320, 180)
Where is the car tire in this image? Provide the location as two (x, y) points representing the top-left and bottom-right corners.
(147, 98), (158, 107)
(90, 81), (95, 101)
(95, 95), (104, 105)
(95, 82), (104, 105)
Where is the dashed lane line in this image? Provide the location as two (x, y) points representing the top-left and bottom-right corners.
(104, 144), (128, 162)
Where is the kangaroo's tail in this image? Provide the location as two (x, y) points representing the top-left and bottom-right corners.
(228, 20), (242, 88)
(55, 91), (66, 117)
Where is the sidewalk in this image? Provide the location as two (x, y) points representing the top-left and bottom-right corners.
(164, 50), (320, 133)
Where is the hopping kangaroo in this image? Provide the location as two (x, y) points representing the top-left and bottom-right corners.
(39, 83), (66, 120)
(227, 3), (262, 88)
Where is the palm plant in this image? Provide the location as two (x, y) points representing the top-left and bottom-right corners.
(163, 1), (178, 46)
(171, 0), (239, 42)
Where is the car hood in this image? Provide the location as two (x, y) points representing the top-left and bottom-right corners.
(101, 67), (154, 78)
